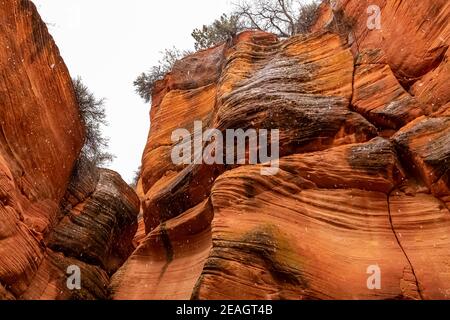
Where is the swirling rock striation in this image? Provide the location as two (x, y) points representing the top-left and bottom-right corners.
(112, 0), (449, 300)
(0, 0), (139, 299)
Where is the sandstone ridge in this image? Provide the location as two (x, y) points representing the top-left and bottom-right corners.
(112, 0), (449, 300)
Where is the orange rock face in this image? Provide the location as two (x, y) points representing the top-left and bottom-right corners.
(1, 0), (448, 301)
(312, 0), (449, 108)
(1, 0), (83, 298)
(112, 0), (449, 300)
(0, 0), (139, 299)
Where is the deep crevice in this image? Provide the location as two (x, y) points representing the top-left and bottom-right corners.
(156, 222), (174, 285)
(348, 57), (381, 137)
(386, 192), (424, 300)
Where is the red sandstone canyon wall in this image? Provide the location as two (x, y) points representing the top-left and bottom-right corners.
(0, 0), (448, 300)
(0, 0), (139, 299)
(111, 0), (449, 300)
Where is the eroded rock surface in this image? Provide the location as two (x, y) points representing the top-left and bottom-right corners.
(1, 0), (448, 300)
(0, 0), (139, 299)
(47, 168), (140, 274)
(112, 0), (449, 300)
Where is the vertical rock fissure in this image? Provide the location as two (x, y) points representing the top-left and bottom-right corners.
(386, 192), (424, 300)
(156, 223), (174, 285)
(349, 57), (356, 109)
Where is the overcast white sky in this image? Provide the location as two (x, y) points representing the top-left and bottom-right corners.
(32, 0), (234, 183)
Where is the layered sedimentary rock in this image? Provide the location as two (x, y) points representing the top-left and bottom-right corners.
(352, 50), (429, 131)
(47, 167), (140, 274)
(1, 0), (448, 301)
(312, 0), (449, 109)
(112, 0), (449, 300)
(0, 0), (139, 299)
(1, 0), (82, 298)
(313, 1), (449, 81)
(393, 117), (450, 201)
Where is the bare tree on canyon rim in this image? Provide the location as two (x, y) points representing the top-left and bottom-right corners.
(134, 0), (321, 103)
(73, 77), (114, 169)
